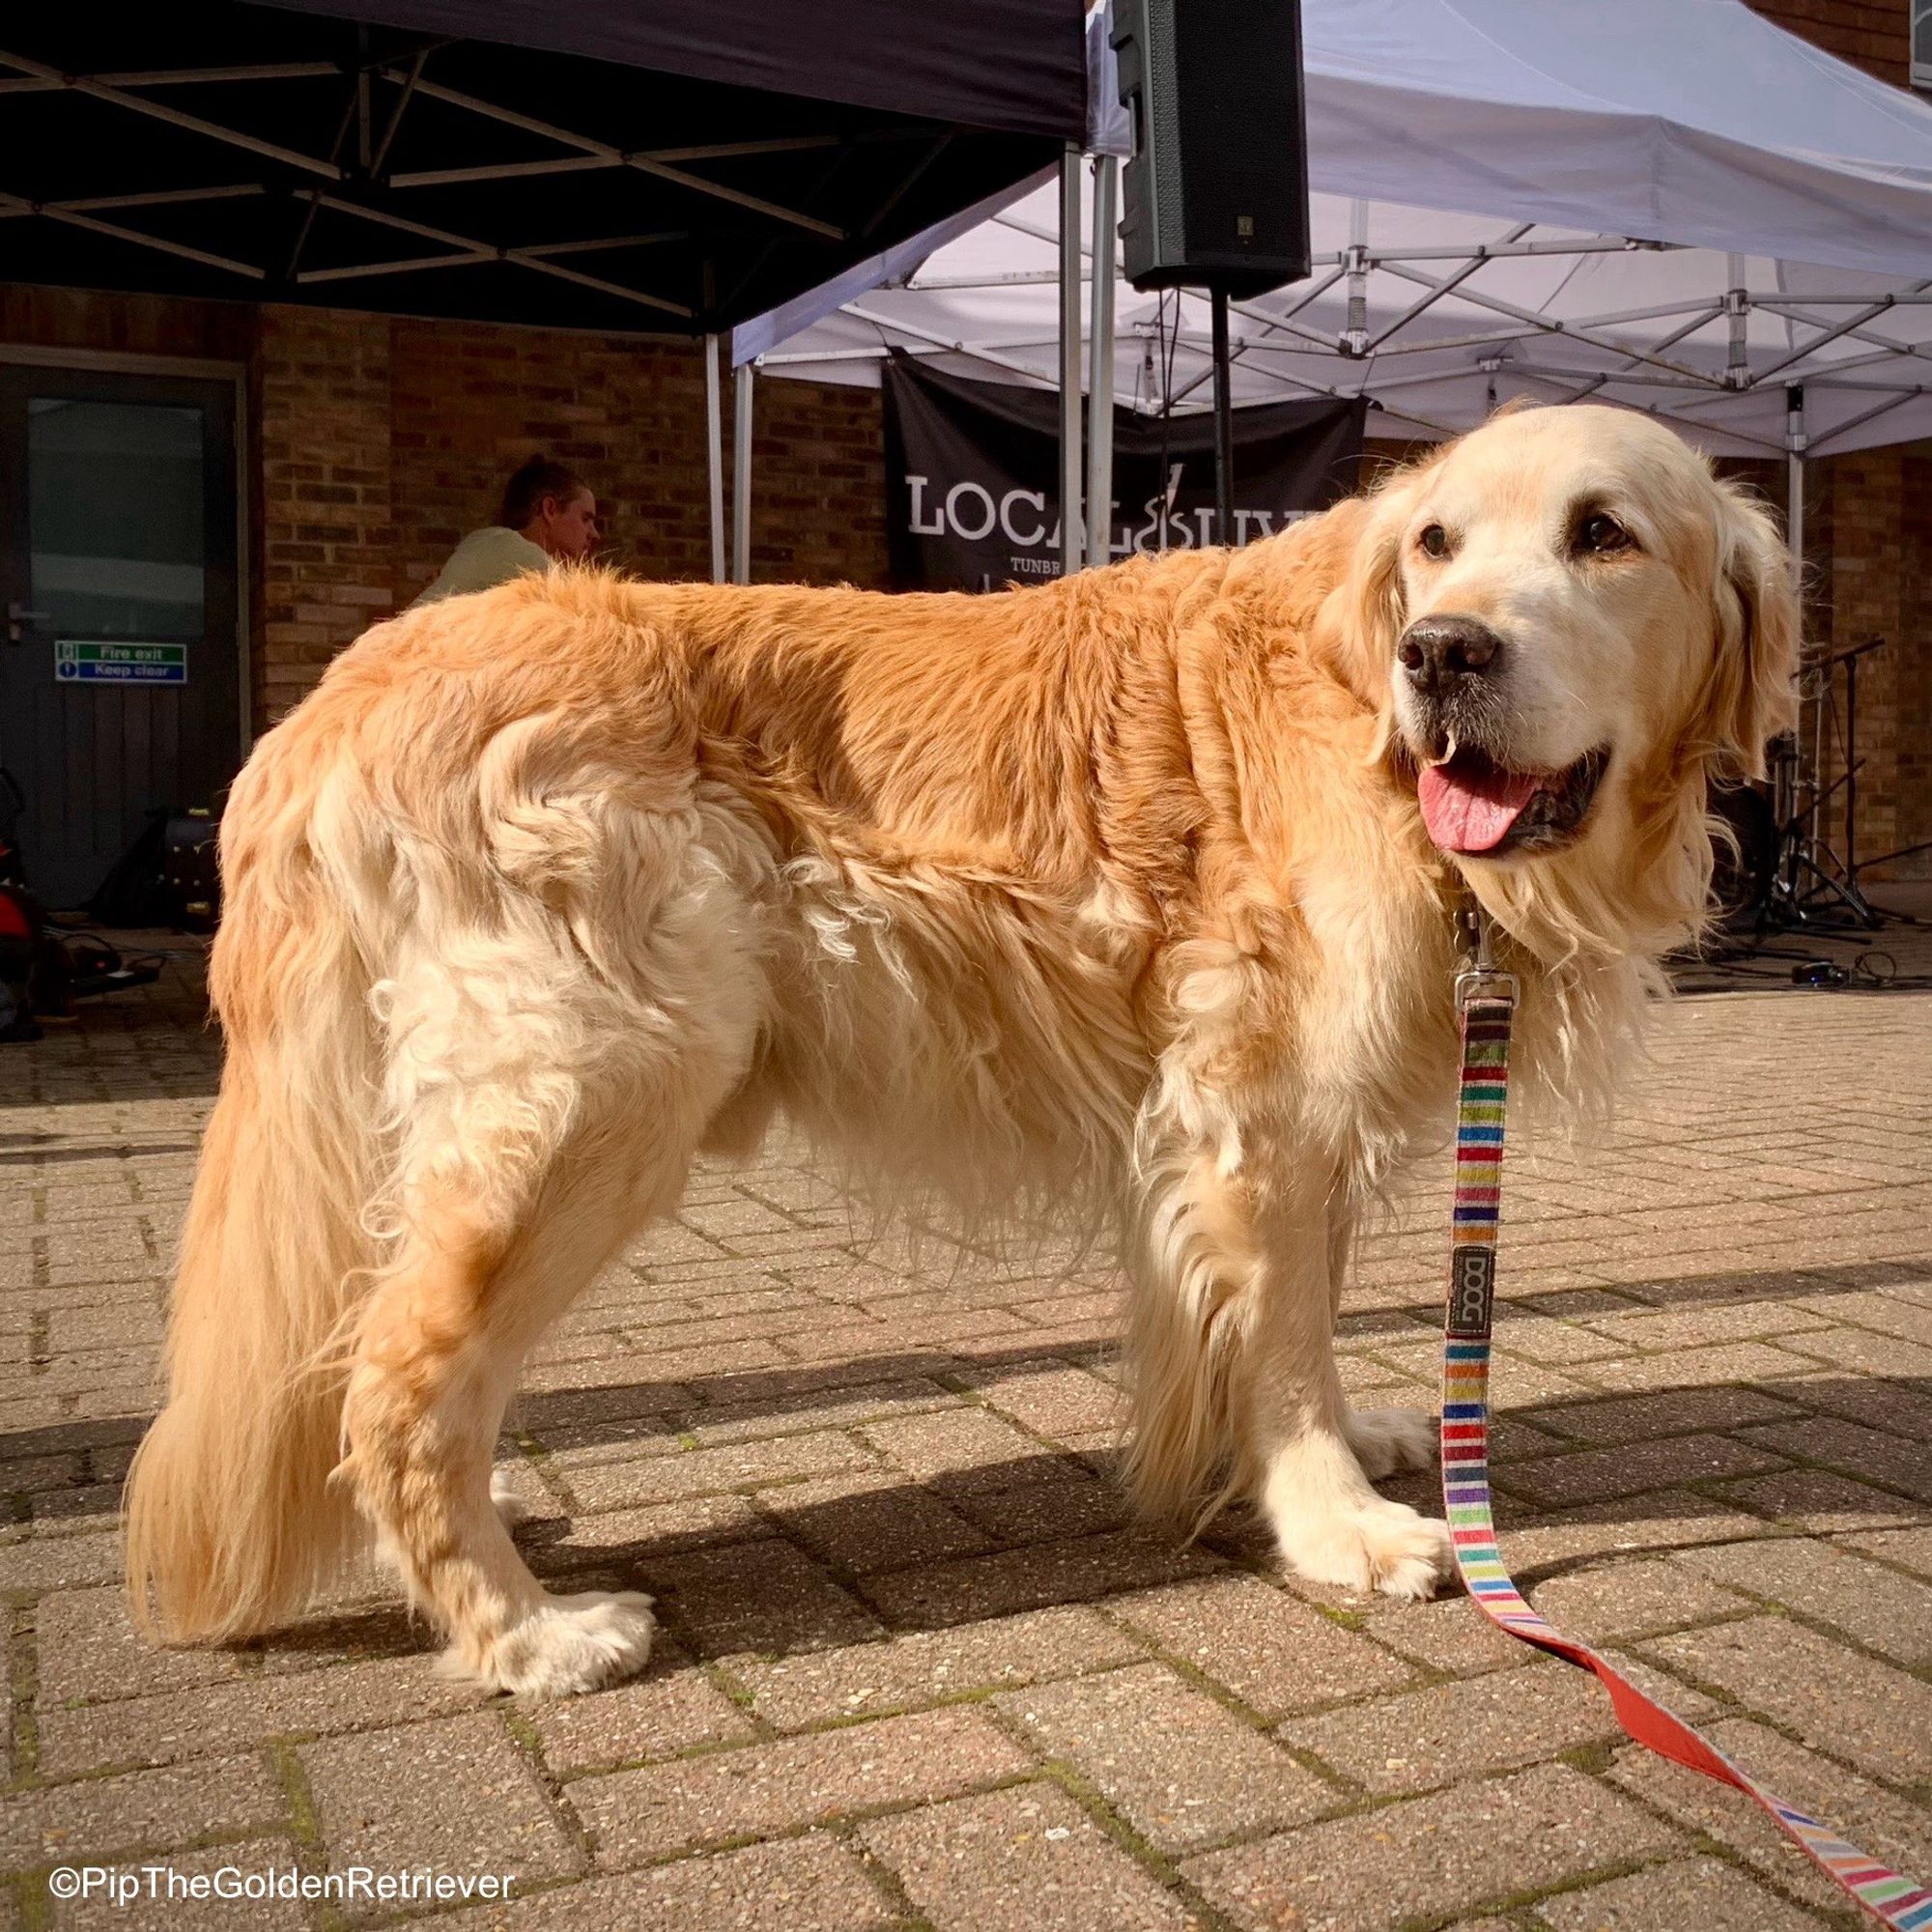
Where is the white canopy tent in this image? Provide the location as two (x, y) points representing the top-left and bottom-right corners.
(724, 0), (1932, 580)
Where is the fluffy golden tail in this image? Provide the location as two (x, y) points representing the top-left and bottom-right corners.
(126, 737), (384, 1643)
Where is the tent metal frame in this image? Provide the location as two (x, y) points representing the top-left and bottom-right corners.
(757, 274), (1927, 457)
(0, 33), (1030, 341)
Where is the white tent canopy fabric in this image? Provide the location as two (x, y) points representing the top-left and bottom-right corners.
(740, 0), (1932, 463)
(1301, 0), (1932, 281)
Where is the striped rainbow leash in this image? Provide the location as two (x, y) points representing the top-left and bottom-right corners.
(1439, 942), (1928, 1929)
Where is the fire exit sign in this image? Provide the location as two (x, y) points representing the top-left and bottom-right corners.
(54, 640), (188, 685)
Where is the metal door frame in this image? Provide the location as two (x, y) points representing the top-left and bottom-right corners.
(0, 342), (251, 756)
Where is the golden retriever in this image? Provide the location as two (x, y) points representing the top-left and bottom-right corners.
(126, 404), (1797, 1694)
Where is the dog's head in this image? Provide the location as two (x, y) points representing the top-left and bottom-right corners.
(1329, 405), (1798, 950)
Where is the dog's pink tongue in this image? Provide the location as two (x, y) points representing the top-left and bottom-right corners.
(1417, 761), (1542, 854)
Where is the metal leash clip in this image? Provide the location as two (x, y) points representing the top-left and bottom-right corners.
(1454, 903), (1519, 1011)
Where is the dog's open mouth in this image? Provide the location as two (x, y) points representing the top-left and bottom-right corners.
(1415, 744), (1608, 856)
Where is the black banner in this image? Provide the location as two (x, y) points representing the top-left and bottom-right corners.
(879, 351), (1367, 591)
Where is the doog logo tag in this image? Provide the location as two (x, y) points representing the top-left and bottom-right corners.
(1448, 1245), (1494, 1339)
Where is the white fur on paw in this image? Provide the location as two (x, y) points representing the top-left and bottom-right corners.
(468, 1591), (657, 1696)
(1344, 1406), (1438, 1481)
(490, 1469), (532, 1530)
(1278, 1500), (1455, 1602)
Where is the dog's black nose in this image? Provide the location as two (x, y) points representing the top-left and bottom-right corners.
(1397, 616), (1505, 693)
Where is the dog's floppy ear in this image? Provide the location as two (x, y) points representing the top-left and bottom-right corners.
(1318, 470), (1416, 753)
(1701, 482), (1802, 781)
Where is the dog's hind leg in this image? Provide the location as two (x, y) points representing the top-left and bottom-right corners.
(339, 810), (765, 1693)
(340, 1122), (690, 1694)
(338, 968), (758, 1695)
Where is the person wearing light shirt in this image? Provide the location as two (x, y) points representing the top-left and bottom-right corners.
(412, 456), (600, 607)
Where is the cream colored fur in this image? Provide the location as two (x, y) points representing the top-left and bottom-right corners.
(125, 405), (1797, 1692)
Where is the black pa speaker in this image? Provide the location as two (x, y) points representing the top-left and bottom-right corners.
(1112, 0), (1311, 299)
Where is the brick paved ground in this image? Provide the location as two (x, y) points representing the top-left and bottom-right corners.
(2, 907), (1929, 1930)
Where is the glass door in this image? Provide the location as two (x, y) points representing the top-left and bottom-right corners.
(0, 364), (242, 911)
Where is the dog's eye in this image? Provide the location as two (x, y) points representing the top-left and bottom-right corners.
(1576, 512), (1634, 556)
(1417, 523), (1451, 559)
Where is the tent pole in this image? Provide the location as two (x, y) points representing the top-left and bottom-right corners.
(1085, 155), (1118, 570)
(705, 332), (725, 584)
(732, 360), (754, 584)
(1059, 145), (1084, 577)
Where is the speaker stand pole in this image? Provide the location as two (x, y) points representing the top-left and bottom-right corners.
(1059, 146), (1085, 578)
(1786, 385), (1825, 861)
(1211, 287), (1234, 547)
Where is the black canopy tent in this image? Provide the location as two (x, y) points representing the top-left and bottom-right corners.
(1, 0), (1088, 572)
(0, 1), (1082, 330)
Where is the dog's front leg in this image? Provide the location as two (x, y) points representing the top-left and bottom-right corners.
(1246, 1180), (1453, 1601)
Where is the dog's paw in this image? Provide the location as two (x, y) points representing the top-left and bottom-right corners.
(1277, 1500), (1455, 1602)
(489, 1468), (533, 1531)
(461, 1590), (657, 1696)
(1344, 1406), (1438, 1481)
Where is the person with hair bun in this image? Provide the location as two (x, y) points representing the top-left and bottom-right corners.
(410, 456), (601, 607)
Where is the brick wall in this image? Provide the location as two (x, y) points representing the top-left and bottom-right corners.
(253, 311), (889, 727)
(1804, 446), (1932, 877)
(1902, 450), (1932, 870)
(381, 321), (888, 597)
(1745, 0), (1910, 82)
(257, 307), (394, 724)
(384, 319), (713, 600)
(739, 374), (890, 588)
(1757, 2), (1932, 877)
(1677, 1), (1929, 876)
